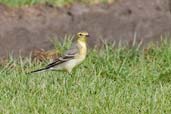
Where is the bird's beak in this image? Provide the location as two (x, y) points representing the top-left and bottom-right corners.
(86, 35), (90, 37)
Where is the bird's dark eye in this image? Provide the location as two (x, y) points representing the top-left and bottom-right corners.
(79, 33), (82, 36)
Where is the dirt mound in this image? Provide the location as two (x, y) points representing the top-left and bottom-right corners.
(0, 0), (171, 57)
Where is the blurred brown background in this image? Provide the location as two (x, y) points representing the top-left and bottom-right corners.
(0, 0), (171, 57)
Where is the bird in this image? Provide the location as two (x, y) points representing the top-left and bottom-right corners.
(29, 32), (89, 74)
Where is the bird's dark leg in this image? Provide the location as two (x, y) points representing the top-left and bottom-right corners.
(68, 71), (73, 77)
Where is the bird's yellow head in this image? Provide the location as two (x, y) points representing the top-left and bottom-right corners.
(77, 32), (89, 43)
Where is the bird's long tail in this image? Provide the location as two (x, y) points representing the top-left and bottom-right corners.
(28, 60), (60, 74)
(28, 67), (51, 74)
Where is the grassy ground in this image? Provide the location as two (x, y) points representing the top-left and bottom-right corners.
(0, 38), (171, 114)
(0, 0), (114, 7)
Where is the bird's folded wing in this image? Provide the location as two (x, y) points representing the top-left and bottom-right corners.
(45, 44), (79, 69)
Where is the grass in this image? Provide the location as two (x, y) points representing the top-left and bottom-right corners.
(0, 0), (115, 7)
(1, 38), (171, 114)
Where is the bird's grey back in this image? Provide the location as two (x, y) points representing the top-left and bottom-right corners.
(64, 42), (80, 56)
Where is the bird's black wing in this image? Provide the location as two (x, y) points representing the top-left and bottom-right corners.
(45, 43), (79, 68)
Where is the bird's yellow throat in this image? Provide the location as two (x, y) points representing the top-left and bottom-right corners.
(77, 37), (87, 43)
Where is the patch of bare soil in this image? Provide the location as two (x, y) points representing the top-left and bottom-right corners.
(0, 0), (171, 57)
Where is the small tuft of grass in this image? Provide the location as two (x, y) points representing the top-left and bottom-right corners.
(0, 0), (116, 7)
